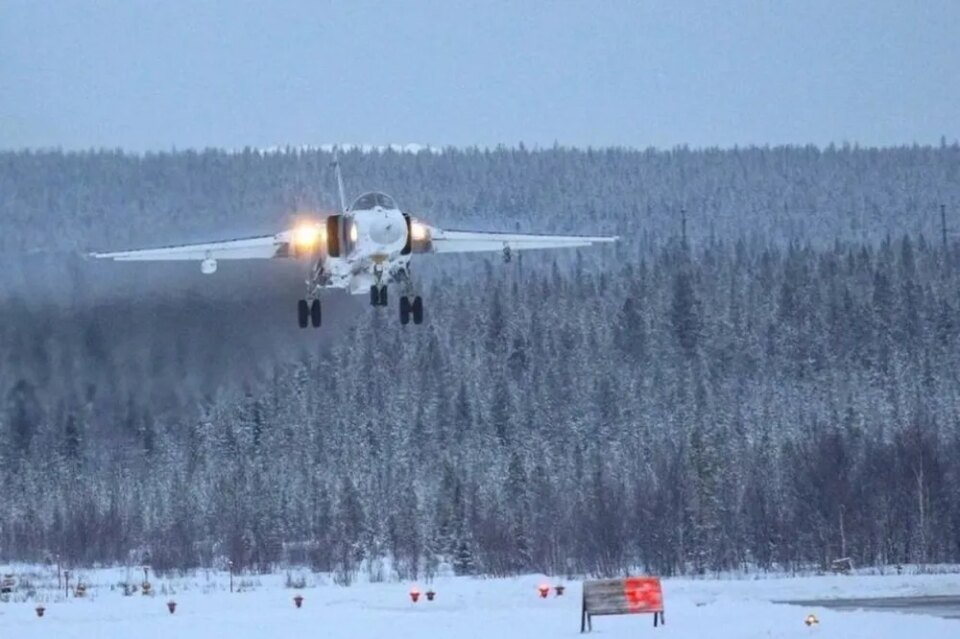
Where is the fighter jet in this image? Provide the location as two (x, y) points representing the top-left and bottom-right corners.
(92, 159), (618, 327)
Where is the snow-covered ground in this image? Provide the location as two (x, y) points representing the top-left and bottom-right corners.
(1, 566), (958, 638)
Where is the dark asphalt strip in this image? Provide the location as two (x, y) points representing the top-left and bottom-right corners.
(777, 595), (960, 620)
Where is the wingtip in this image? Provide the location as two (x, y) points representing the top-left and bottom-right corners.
(87, 251), (119, 260)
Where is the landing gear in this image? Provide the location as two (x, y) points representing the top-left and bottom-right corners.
(400, 296), (424, 325)
(298, 261), (326, 328)
(370, 284), (388, 307)
(412, 296), (423, 324)
(369, 263), (389, 307)
(395, 266), (423, 325)
(298, 299), (309, 328)
(298, 298), (322, 328)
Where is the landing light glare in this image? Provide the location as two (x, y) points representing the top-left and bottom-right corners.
(411, 221), (427, 241)
(294, 223), (323, 249)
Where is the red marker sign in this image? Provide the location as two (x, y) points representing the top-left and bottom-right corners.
(623, 578), (663, 613)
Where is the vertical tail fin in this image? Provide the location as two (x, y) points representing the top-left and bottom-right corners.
(332, 148), (348, 213)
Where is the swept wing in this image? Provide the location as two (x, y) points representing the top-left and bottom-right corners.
(423, 226), (618, 254)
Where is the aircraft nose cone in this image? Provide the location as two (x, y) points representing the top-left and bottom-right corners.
(369, 219), (404, 245)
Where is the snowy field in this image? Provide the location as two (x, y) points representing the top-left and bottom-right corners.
(1, 566), (959, 638)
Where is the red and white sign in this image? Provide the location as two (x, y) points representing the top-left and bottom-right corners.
(623, 577), (663, 613)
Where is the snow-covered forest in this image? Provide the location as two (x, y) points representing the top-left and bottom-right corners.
(1, 145), (959, 579)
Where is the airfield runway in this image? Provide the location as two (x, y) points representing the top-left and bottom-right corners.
(781, 595), (960, 620)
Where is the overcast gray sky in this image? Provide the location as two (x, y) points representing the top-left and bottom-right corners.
(1, 1), (957, 151)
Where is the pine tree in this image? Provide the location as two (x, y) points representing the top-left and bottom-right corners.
(452, 537), (477, 576)
(671, 270), (701, 358)
(6, 379), (40, 455)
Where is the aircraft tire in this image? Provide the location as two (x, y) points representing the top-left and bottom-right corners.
(412, 296), (424, 325)
(310, 299), (322, 328)
(400, 296), (411, 325)
(370, 285), (379, 306)
(379, 285), (388, 307)
(297, 299), (310, 328)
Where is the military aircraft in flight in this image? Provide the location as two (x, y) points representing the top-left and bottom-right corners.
(92, 159), (618, 327)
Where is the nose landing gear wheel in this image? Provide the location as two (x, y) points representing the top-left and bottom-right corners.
(399, 296), (423, 324)
(310, 299), (322, 327)
(298, 299), (309, 328)
(370, 285), (389, 307)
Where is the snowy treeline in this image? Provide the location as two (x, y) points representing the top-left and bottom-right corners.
(0, 145), (959, 578)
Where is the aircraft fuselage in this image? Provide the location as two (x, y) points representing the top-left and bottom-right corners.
(321, 203), (411, 294)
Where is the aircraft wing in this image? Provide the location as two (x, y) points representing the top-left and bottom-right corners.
(90, 232), (294, 262)
(426, 227), (618, 254)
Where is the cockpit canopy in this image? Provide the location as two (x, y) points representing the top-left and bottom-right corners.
(350, 192), (397, 211)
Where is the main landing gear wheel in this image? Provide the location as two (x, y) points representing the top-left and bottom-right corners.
(400, 296), (424, 325)
(298, 299), (309, 328)
(412, 296), (423, 325)
(310, 299), (322, 328)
